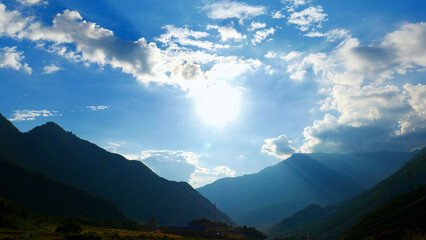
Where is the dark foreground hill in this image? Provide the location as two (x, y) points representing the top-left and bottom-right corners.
(0, 114), (234, 225)
(341, 185), (426, 240)
(0, 158), (126, 219)
(270, 148), (426, 239)
(198, 152), (416, 225)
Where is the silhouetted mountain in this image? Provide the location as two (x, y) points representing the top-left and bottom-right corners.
(270, 148), (426, 239)
(0, 114), (19, 133)
(0, 115), (234, 225)
(198, 152), (417, 225)
(271, 204), (334, 236)
(341, 185), (426, 240)
(0, 158), (126, 219)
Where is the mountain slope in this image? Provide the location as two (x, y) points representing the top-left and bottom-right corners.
(0, 158), (126, 219)
(270, 148), (426, 239)
(198, 152), (416, 225)
(271, 204), (334, 235)
(0, 114), (234, 225)
(341, 185), (426, 240)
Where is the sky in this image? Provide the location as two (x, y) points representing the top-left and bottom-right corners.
(0, 0), (425, 188)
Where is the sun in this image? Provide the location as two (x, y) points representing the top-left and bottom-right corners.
(194, 84), (241, 127)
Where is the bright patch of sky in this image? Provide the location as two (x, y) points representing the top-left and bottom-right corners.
(0, 0), (425, 188)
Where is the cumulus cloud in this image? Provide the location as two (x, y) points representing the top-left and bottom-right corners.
(207, 25), (246, 42)
(86, 105), (109, 111)
(203, 0), (266, 24)
(382, 22), (426, 68)
(0, 3), (30, 38)
(126, 150), (235, 188)
(7, 8), (163, 84)
(271, 10), (285, 19)
(262, 134), (296, 159)
(264, 51), (278, 59)
(248, 21), (266, 31)
(8, 109), (59, 121)
(0, 3), (262, 95)
(288, 6), (328, 32)
(300, 112), (426, 154)
(287, 23), (426, 85)
(282, 22), (426, 153)
(252, 27), (275, 45)
(190, 165), (236, 188)
(42, 64), (62, 74)
(0, 46), (31, 73)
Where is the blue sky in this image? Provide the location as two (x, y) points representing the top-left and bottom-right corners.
(0, 0), (425, 187)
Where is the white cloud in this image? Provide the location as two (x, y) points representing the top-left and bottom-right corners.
(17, 0), (46, 6)
(8, 109), (59, 121)
(271, 10), (285, 19)
(0, 3), (30, 38)
(252, 27), (275, 45)
(265, 65), (276, 75)
(42, 64), (62, 74)
(104, 142), (124, 153)
(157, 25), (229, 50)
(248, 21), (266, 31)
(283, 0), (307, 10)
(288, 23), (426, 86)
(382, 22), (426, 68)
(288, 6), (328, 32)
(203, 1), (266, 24)
(0, 46), (31, 74)
(305, 28), (350, 42)
(0, 4), (263, 95)
(190, 165), (236, 188)
(203, 56), (262, 82)
(126, 150), (235, 188)
(262, 134), (296, 159)
(288, 22), (426, 153)
(264, 51), (278, 59)
(207, 25), (246, 42)
(86, 105), (109, 111)
(398, 83), (426, 135)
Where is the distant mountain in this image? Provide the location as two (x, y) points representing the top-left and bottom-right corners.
(341, 185), (426, 240)
(270, 148), (426, 239)
(198, 152), (416, 225)
(270, 204), (334, 236)
(0, 114), (234, 225)
(0, 158), (126, 219)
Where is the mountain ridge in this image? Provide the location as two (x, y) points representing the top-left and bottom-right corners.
(198, 151), (417, 225)
(270, 148), (426, 239)
(0, 115), (234, 225)
(0, 157), (127, 219)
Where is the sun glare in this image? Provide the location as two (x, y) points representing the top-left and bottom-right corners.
(195, 84), (241, 127)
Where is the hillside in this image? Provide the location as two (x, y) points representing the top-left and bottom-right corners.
(0, 158), (126, 219)
(341, 185), (426, 240)
(198, 152), (416, 225)
(270, 204), (334, 237)
(270, 148), (426, 239)
(0, 114), (234, 225)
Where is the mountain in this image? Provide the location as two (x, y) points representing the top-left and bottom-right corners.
(0, 158), (126, 219)
(0, 114), (234, 225)
(270, 148), (426, 239)
(341, 185), (426, 240)
(198, 152), (417, 225)
(270, 204), (335, 236)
